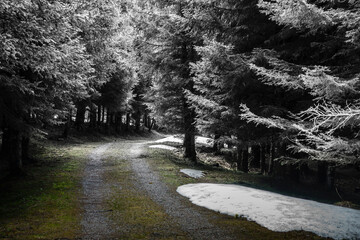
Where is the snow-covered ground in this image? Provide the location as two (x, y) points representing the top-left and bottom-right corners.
(195, 136), (214, 147)
(155, 136), (183, 144)
(180, 169), (205, 178)
(154, 135), (214, 147)
(177, 183), (360, 240)
(148, 144), (176, 150)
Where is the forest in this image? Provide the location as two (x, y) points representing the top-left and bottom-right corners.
(1, 0), (360, 239)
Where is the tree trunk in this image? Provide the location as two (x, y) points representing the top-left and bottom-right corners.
(97, 105), (102, 126)
(135, 111), (141, 131)
(102, 107), (105, 123)
(89, 104), (97, 128)
(62, 110), (71, 139)
(251, 144), (261, 169)
(260, 144), (266, 174)
(125, 113), (131, 131)
(144, 112), (148, 128)
(183, 102), (196, 162)
(75, 101), (86, 130)
(268, 140), (275, 175)
(242, 146), (249, 173)
(148, 117), (155, 132)
(213, 133), (222, 154)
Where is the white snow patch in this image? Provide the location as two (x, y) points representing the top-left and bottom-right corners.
(155, 136), (183, 144)
(195, 136), (214, 147)
(148, 144), (176, 151)
(177, 183), (360, 240)
(180, 169), (205, 178)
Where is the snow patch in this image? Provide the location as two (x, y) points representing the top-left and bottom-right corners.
(180, 169), (205, 178)
(155, 136), (183, 144)
(177, 183), (360, 240)
(195, 136), (214, 147)
(148, 144), (176, 151)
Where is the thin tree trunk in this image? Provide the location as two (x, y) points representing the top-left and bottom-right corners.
(242, 146), (249, 173)
(251, 144), (261, 169)
(89, 104), (97, 128)
(75, 101), (86, 130)
(183, 102), (196, 163)
(268, 140), (275, 175)
(97, 105), (102, 126)
(135, 111), (141, 131)
(260, 143), (266, 174)
(144, 112), (148, 128)
(102, 107), (105, 123)
(126, 113), (130, 131)
(213, 133), (221, 154)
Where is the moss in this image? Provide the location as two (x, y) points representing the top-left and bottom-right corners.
(0, 141), (100, 239)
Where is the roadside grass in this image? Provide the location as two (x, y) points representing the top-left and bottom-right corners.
(0, 140), (98, 240)
(103, 144), (189, 239)
(146, 148), (327, 240)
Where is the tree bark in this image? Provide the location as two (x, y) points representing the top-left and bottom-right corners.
(260, 143), (266, 174)
(75, 101), (86, 130)
(125, 113), (131, 131)
(268, 140), (275, 175)
(183, 101), (196, 162)
(213, 133), (222, 154)
(102, 107), (105, 123)
(97, 105), (102, 126)
(251, 144), (261, 169)
(135, 111), (141, 131)
(89, 104), (97, 128)
(242, 146), (249, 173)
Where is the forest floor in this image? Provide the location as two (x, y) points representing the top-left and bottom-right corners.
(0, 133), (354, 239)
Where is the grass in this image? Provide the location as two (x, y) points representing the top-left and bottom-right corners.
(103, 145), (188, 239)
(146, 148), (328, 240)
(0, 140), (100, 240)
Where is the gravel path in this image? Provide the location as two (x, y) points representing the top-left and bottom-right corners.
(80, 140), (234, 239)
(81, 143), (115, 239)
(127, 142), (235, 240)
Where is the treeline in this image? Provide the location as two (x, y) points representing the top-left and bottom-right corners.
(1, 0), (360, 182)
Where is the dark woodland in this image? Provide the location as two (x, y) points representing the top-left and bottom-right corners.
(0, 0), (360, 239)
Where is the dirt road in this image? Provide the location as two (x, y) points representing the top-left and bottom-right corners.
(81, 139), (234, 240)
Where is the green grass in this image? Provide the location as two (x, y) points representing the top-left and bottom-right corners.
(0, 141), (100, 240)
(102, 145), (188, 239)
(146, 148), (328, 240)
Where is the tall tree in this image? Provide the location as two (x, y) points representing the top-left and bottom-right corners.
(128, 0), (200, 161)
(0, 0), (96, 172)
(240, 0), (360, 164)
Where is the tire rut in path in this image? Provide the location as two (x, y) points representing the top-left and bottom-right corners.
(128, 142), (235, 240)
(81, 143), (114, 239)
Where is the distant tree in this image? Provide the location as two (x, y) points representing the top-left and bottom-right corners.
(128, 0), (200, 161)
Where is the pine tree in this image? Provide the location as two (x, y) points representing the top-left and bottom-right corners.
(239, 0), (360, 164)
(128, 0), (200, 161)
